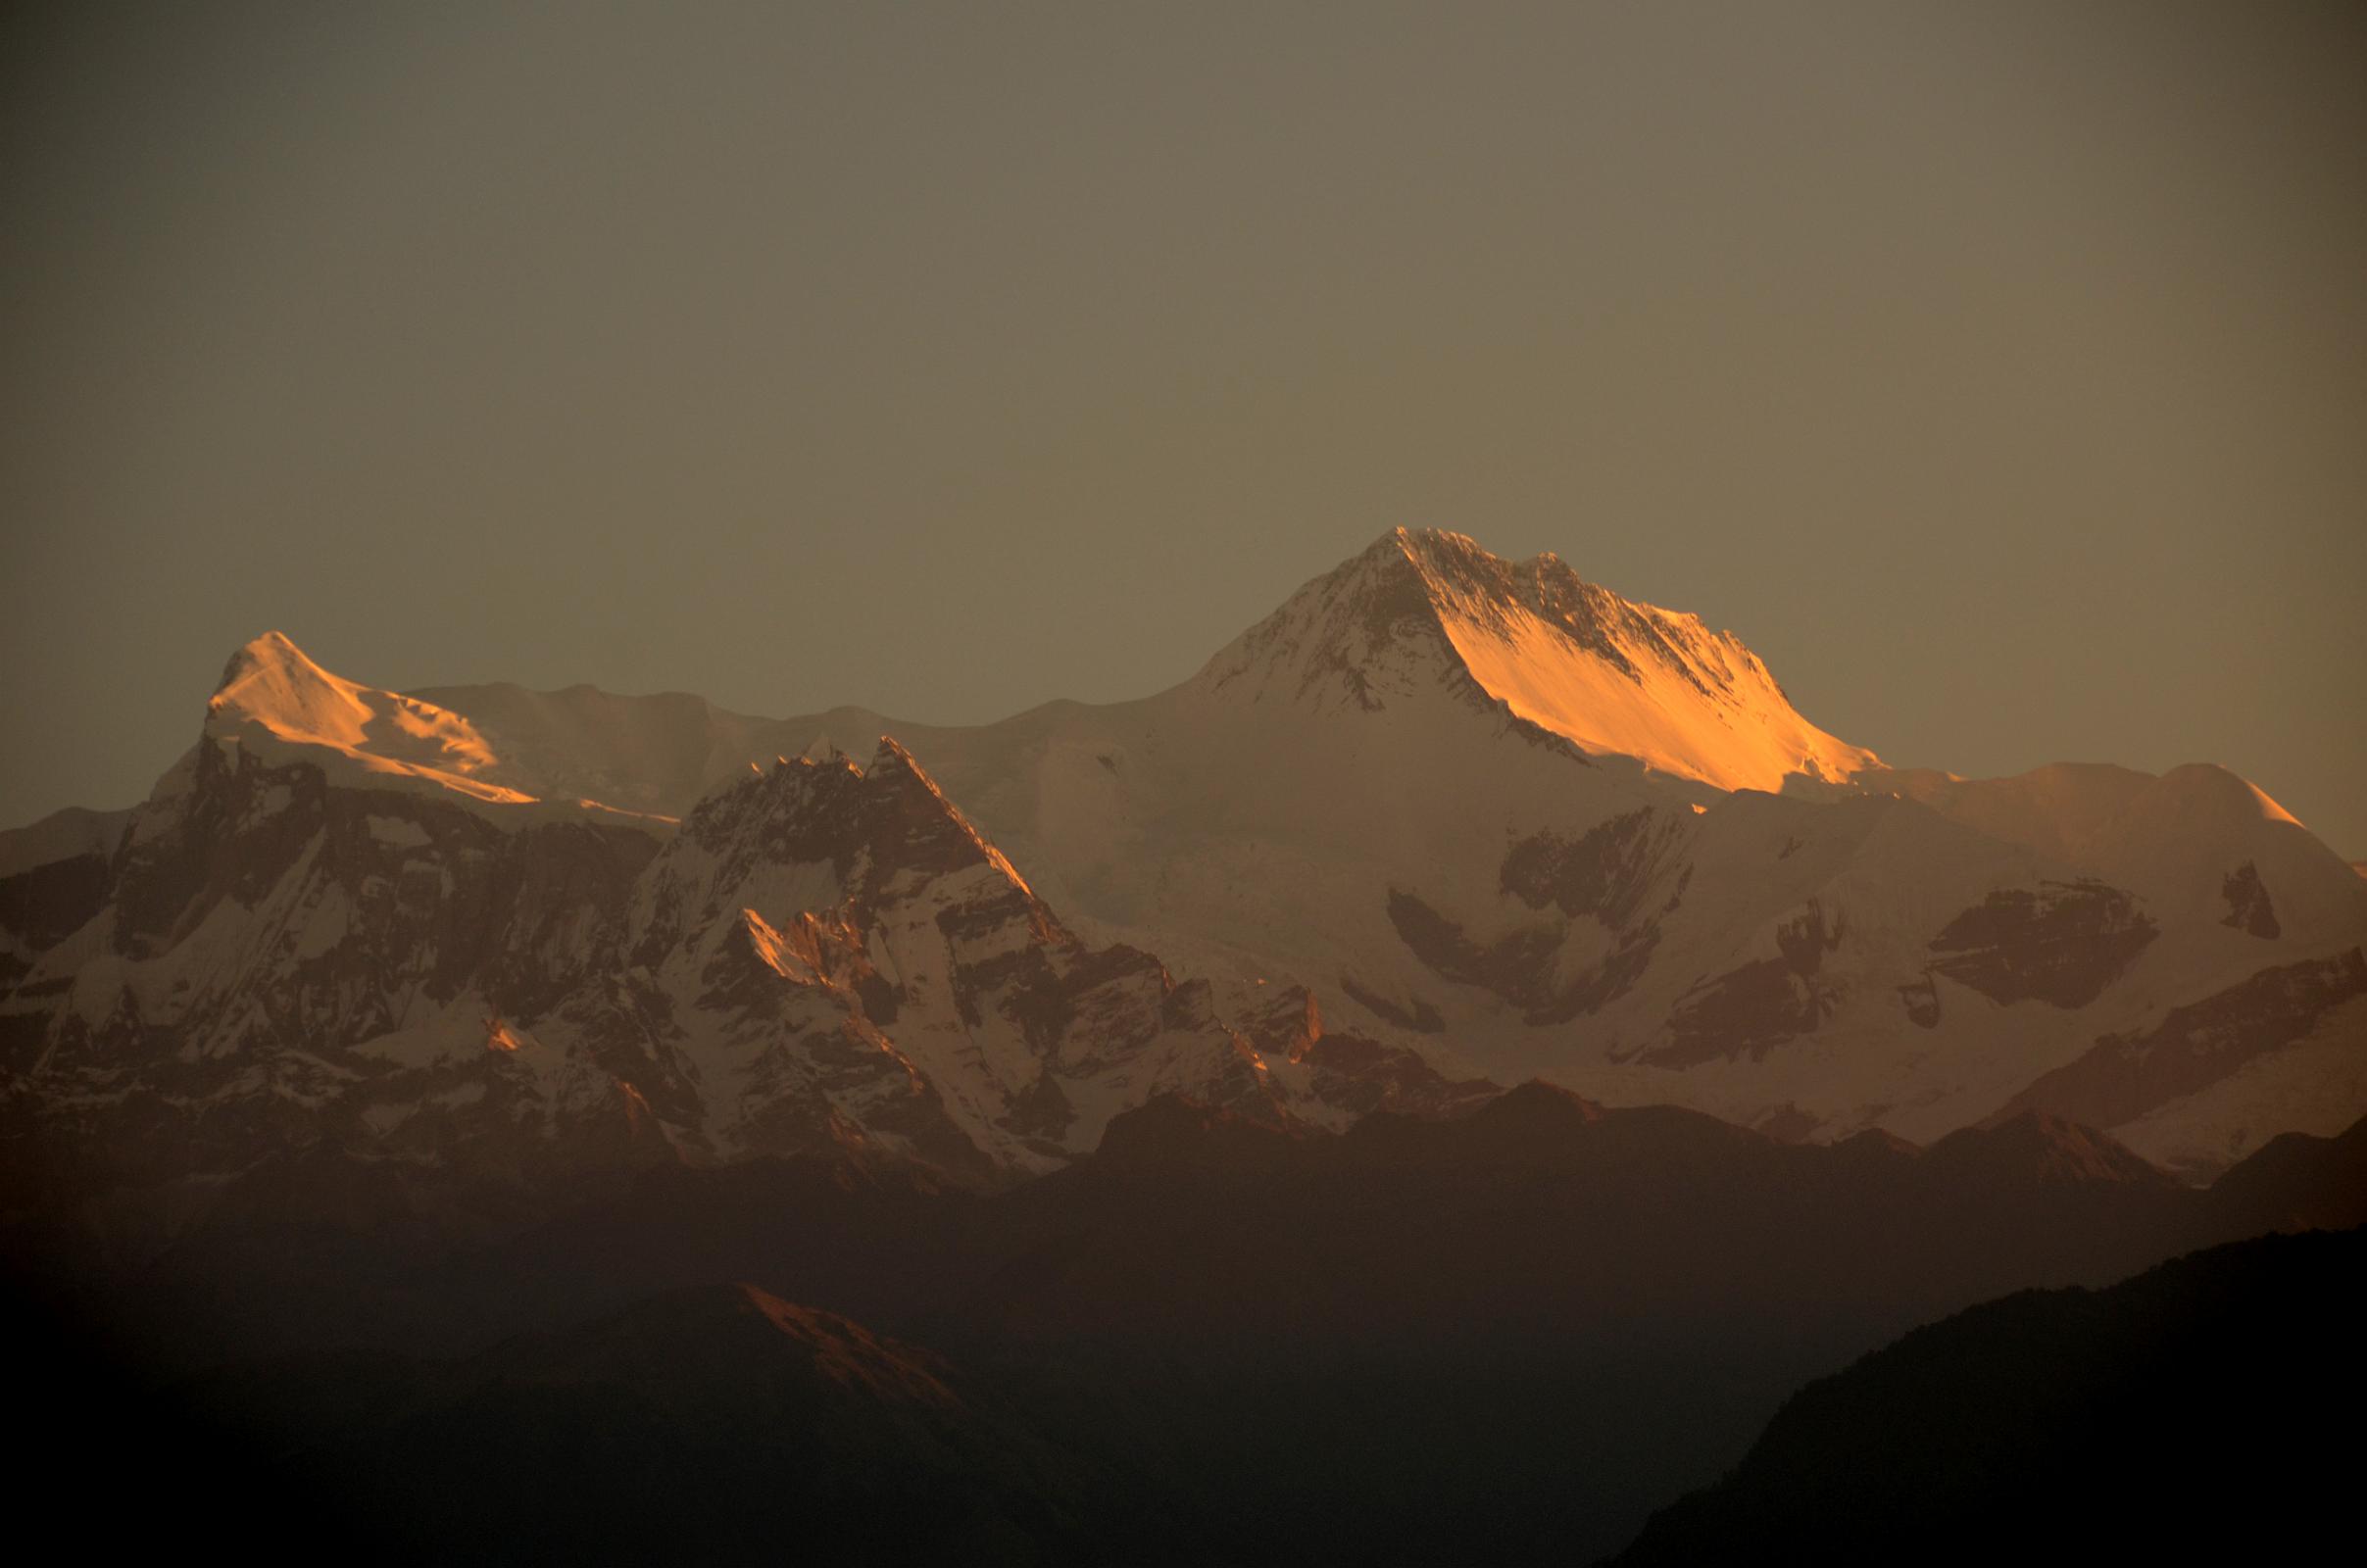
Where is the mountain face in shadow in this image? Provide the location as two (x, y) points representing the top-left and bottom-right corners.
(1607, 1225), (2365, 1565)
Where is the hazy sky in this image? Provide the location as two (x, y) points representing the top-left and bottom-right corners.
(5, 2), (2362, 851)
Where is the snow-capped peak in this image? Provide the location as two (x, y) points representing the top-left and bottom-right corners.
(1194, 528), (1877, 794)
(670, 736), (1047, 917)
(208, 631), (536, 805)
(200, 632), (695, 825)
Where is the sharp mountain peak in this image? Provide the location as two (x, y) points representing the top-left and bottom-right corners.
(1200, 527), (1880, 794)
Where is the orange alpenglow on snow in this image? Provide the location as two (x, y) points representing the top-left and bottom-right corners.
(1393, 530), (1878, 794)
(209, 631), (536, 805)
(1197, 529), (1878, 795)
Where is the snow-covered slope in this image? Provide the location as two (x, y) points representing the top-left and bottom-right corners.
(398, 678), (812, 820)
(805, 533), (2361, 1172)
(1857, 760), (2360, 947)
(6, 528), (2360, 1200)
(0, 698), (1468, 1214)
(208, 631), (725, 824)
(209, 631), (537, 805)
(1196, 528), (1876, 792)
(613, 737), (1305, 1174)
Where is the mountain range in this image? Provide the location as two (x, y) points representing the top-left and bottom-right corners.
(6, 527), (2359, 1217)
(7, 530), (2362, 1560)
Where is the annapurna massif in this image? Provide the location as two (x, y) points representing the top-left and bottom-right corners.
(5, 528), (2360, 1203)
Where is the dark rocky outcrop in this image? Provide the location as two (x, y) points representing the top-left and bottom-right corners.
(1657, 901), (1846, 1065)
(1926, 878), (2157, 1007)
(2220, 859), (2282, 939)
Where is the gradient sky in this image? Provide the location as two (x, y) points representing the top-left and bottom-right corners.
(4, 2), (2362, 851)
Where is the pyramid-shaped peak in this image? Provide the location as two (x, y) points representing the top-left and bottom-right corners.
(1383, 529), (1670, 619)
(1387, 524), (1499, 565)
(1351, 526), (1511, 583)
(1369, 523), (1478, 553)
(867, 734), (927, 775)
(1197, 528), (1877, 795)
(863, 734), (967, 808)
(202, 630), (531, 805)
(209, 628), (376, 738)
(214, 629), (331, 697)
(681, 732), (1043, 907)
(1344, 529), (1704, 646)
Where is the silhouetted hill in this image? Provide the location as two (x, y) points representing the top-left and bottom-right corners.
(1607, 1226), (2365, 1564)
(2200, 1113), (2367, 1232)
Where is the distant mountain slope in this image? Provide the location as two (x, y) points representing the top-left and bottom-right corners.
(0, 805), (126, 987)
(1606, 1225), (2365, 1564)
(0, 805), (132, 879)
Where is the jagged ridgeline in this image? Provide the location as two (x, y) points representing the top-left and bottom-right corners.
(4, 529), (2362, 1204)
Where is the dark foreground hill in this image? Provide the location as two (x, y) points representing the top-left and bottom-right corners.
(11, 1093), (2365, 1565)
(1608, 1225), (2366, 1565)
